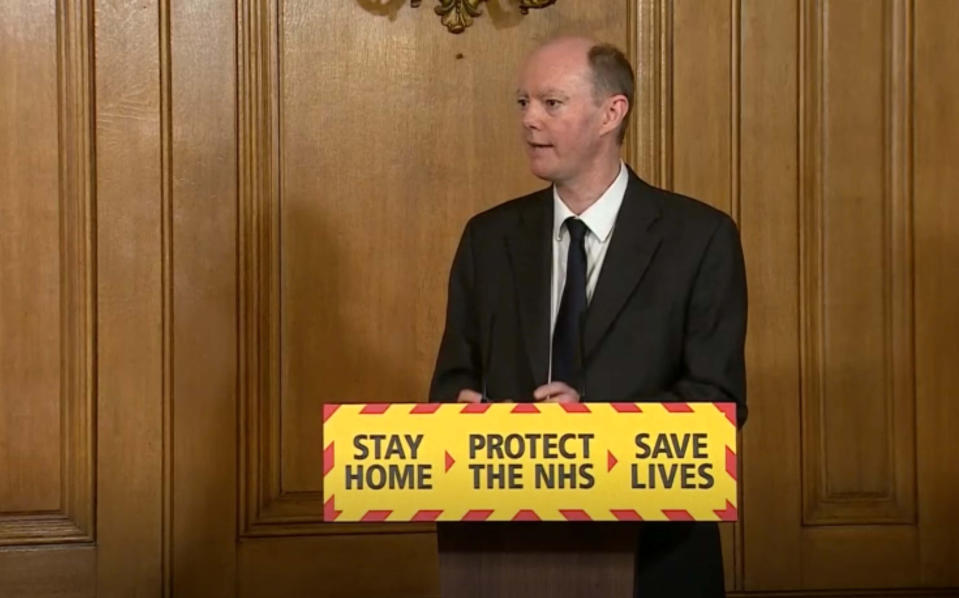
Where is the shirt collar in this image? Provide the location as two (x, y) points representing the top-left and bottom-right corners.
(552, 161), (629, 242)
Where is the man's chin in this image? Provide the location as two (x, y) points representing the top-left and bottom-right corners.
(527, 162), (559, 183)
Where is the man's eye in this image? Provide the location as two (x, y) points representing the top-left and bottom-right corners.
(545, 99), (561, 108)
(516, 98), (528, 108)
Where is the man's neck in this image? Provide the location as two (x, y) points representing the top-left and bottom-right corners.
(554, 156), (623, 215)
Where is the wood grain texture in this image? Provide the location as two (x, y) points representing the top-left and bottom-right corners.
(0, 546), (96, 598)
(800, 0), (916, 525)
(2, 0), (957, 594)
(1, 0), (67, 519)
(94, 0), (164, 594)
(0, 0), (95, 547)
(739, 0), (802, 589)
(169, 1), (238, 596)
(914, 0), (959, 586)
(238, 533), (439, 598)
(627, 0), (673, 188)
(239, 0), (628, 536)
(801, 526), (918, 589)
(671, 0), (732, 211)
(663, 0), (742, 590)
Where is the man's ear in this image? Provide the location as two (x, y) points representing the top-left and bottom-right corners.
(600, 94), (629, 136)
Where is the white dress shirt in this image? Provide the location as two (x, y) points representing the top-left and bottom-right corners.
(548, 161), (629, 381)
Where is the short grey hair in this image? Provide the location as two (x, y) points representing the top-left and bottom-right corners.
(587, 43), (635, 145)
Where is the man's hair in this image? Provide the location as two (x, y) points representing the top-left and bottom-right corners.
(587, 43), (635, 145)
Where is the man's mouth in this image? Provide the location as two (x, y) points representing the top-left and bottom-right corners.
(528, 142), (553, 149)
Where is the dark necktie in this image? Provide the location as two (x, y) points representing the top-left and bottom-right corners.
(551, 217), (588, 389)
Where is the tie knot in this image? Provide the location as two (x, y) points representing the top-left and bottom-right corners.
(565, 217), (588, 243)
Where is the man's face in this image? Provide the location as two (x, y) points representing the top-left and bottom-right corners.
(515, 43), (605, 185)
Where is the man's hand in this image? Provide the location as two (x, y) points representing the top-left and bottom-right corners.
(456, 389), (483, 403)
(533, 382), (581, 403)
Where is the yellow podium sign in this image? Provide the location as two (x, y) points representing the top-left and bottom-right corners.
(322, 402), (737, 522)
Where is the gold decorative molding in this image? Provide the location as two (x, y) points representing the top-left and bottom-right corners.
(410, 0), (558, 34)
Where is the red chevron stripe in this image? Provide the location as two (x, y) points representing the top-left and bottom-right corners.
(560, 403), (591, 413)
(411, 510), (444, 521)
(663, 509), (694, 521)
(610, 509), (643, 521)
(512, 510), (541, 521)
(714, 500), (738, 521)
(410, 403), (442, 414)
(663, 402), (694, 413)
(611, 403), (642, 413)
(360, 403), (390, 414)
(461, 403), (491, 414)
(361, 510), (393, 521)
(322, 403), (340, 422)
(560, 509), (592, 521)
(461, 510), (493, 521)
(607, 450), (618, 472)
(324, 495), (341, 521)
(511, 404), (540, 413)
(726, 446), (737, 481)
(716, 402), (737, 426)
(323, 442), (334, 476)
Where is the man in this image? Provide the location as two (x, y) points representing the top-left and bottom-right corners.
(430, 36), (747, 597)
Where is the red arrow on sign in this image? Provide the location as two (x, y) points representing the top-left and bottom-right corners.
(607, 450), (618, 472)
(445, 451), (455, 472)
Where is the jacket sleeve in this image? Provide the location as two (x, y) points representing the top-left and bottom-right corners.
(429, 221), (482, 402)
(654, 215), (749, 427)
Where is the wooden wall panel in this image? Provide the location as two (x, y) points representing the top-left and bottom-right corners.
(0, 0), (95, 547)
(739, 0), (802, 590)
(0, 546), (96, 598)
(95, 0), (165, 593)
(800, 0), (916, 525)
(914, 0), (959, 587)
(671, 0), (732, 212)
(170, 0), (238, 596)
(0, 0), (62, 518)
(1, 1), (956, 595)
(627, 0), (672, 188)
(238, 533), (439, 598)
(239, 0), (628, 535)
(666, 1), (742, 590)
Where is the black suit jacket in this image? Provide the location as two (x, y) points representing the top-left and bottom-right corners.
(431, 168), (747, 422)
(429, 167), (747, 597)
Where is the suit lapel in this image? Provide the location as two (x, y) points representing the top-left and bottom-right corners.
(506, 190), (552, 386)
(583, 172), (663, 359)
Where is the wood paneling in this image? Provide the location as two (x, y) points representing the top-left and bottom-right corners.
(663, 1), (743, 590)
(0, 546), (96, 598)
(800, 0), (916, 525)
(0, 0), (95, 546)
(2, 0), (958, 595)
(94, 0), (164, 593)
(739, 0), (802, 590)
(914, 0), (959, 586)
(239, 0), (627, 536)
(671, 0), (733, 211)
(627, 0), (672, 188)
(238, 534), (439, 598)
(170, 0), (238, 595)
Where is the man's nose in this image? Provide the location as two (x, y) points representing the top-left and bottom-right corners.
(521, 104), (542, 130)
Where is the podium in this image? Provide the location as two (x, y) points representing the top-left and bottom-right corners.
(321, 401), (738, 598)
(436, 522), (637, 598)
